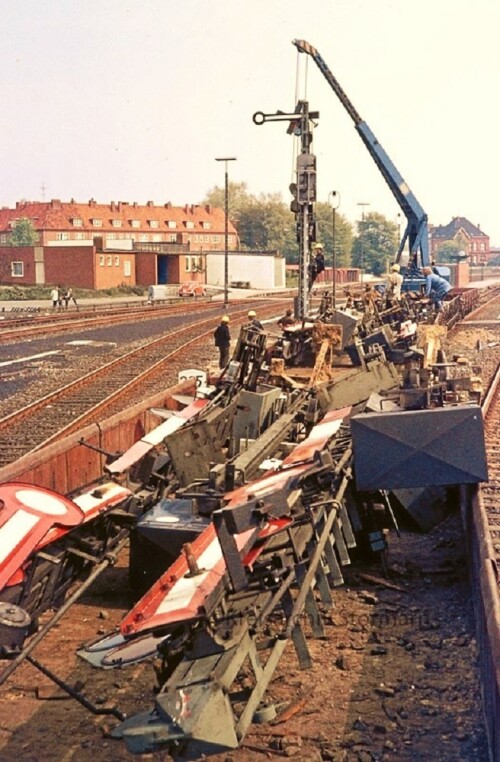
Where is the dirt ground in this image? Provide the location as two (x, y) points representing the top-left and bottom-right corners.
(0, 507), (488, 762)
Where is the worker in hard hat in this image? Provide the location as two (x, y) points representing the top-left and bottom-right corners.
(214, 315), (231, 368)
(247, 309), (263, 330)
(308, 243), (325, 289)
(386, 263), (404, 304)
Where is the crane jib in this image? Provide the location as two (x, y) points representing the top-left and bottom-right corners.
(292, 38), (430, 269)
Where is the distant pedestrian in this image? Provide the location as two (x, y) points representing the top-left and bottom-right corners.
(422, 266), (452, 311)
(64, 287), (77, 308)
(247, 309), (263, 330)
(50, 287), (59, 310)
(214, 315), (231, 369)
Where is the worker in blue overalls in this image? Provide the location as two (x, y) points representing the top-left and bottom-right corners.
(422, 266), (452, 311)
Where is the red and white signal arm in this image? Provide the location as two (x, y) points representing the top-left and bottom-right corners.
(0, 482), (84, 590)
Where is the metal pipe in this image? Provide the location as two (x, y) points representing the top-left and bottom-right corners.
(0, 539), (128, 687)
(26, 655), (126, 721)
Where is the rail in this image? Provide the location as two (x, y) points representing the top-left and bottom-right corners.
(0, 302), (283, 465)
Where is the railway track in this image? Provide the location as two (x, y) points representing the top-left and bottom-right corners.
(481, 361), (500, 569)
(0, 303), (282, 467)
(0, 298), (254, 344)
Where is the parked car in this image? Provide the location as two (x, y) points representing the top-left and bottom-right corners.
(178, 281), (207, 297)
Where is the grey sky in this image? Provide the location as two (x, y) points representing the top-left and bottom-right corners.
(1, 0), (499, 243)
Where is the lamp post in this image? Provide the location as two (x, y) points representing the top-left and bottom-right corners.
(357, 202), (370, 284)
(215, 157), (237, 308)
(328, 191), (340, 309)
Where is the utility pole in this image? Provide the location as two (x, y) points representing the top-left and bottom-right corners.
(215, 157), (237, 308)
(357, 202), (370, 284)
(329, 191), (340, 309)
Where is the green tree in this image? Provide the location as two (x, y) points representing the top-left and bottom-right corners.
(434, 237), (468, 264)
(202, 185), (354, 265)
(351, 212), (398, 276)
(203, 183), (296, 255)
(203, 181), (252, 228)
(9, 217), (39, 246)
(314, 202), (353, 267)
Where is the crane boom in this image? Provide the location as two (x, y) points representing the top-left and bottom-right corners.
(293, 39), (430, 270)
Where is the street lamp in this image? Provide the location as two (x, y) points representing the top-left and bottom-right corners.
(215, 157), (237, 308)
(328, 191), (340, 309)
(357, 202), (370, 284)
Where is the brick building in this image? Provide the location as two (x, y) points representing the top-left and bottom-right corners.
(0, 199), (238, 288)
(430, 216), (490, 265)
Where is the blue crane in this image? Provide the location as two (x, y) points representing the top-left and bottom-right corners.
(293, 40), (430, 277)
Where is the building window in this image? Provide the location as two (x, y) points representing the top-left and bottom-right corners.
(72, 218), (83, 227)
(152, 234), (161, 242)
(185, 220), (194, 229)
(114, 256), (120, 266)
(107, 255), (112, 266)
(92, 219), (102, 227)
(99, 255), (105, 266)
(185, 255), (202, 273)
(149, 219), (159, 228)
(0, 234), (7, 244)
(75, 232), (85, 240)
(228, 235), (234, 245)
(211, 235), (220, 243)
(167, 220), (177, 229)
(139, 234), (148, 242)
(107, 233), (116, 240)
(124, 260), (131, 277)
(168, 234), (176, 242)
(112, 219), (122, 228)
(131, 219), (140, 228)
(480, 242), (485, 251)
(204, 235), (209, 243)
(202, 221), (211, 230)
(11, 261), (24, 277)
(56, 232), (70, 241)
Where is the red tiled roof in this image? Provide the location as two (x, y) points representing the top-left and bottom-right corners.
(0, 199), (236, 235)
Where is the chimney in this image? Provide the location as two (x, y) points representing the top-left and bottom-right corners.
(205, 204), (212, 214)
(164, 202), (172, 208)
(147, 200), (154, 207)
(89, 198), (96, 207)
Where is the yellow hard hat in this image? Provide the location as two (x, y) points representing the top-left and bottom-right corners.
(391, 263), (400, 272)
(221, 315), (230, 322)
(312, 242), (323, 249)
(248, 310), (256, 318)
